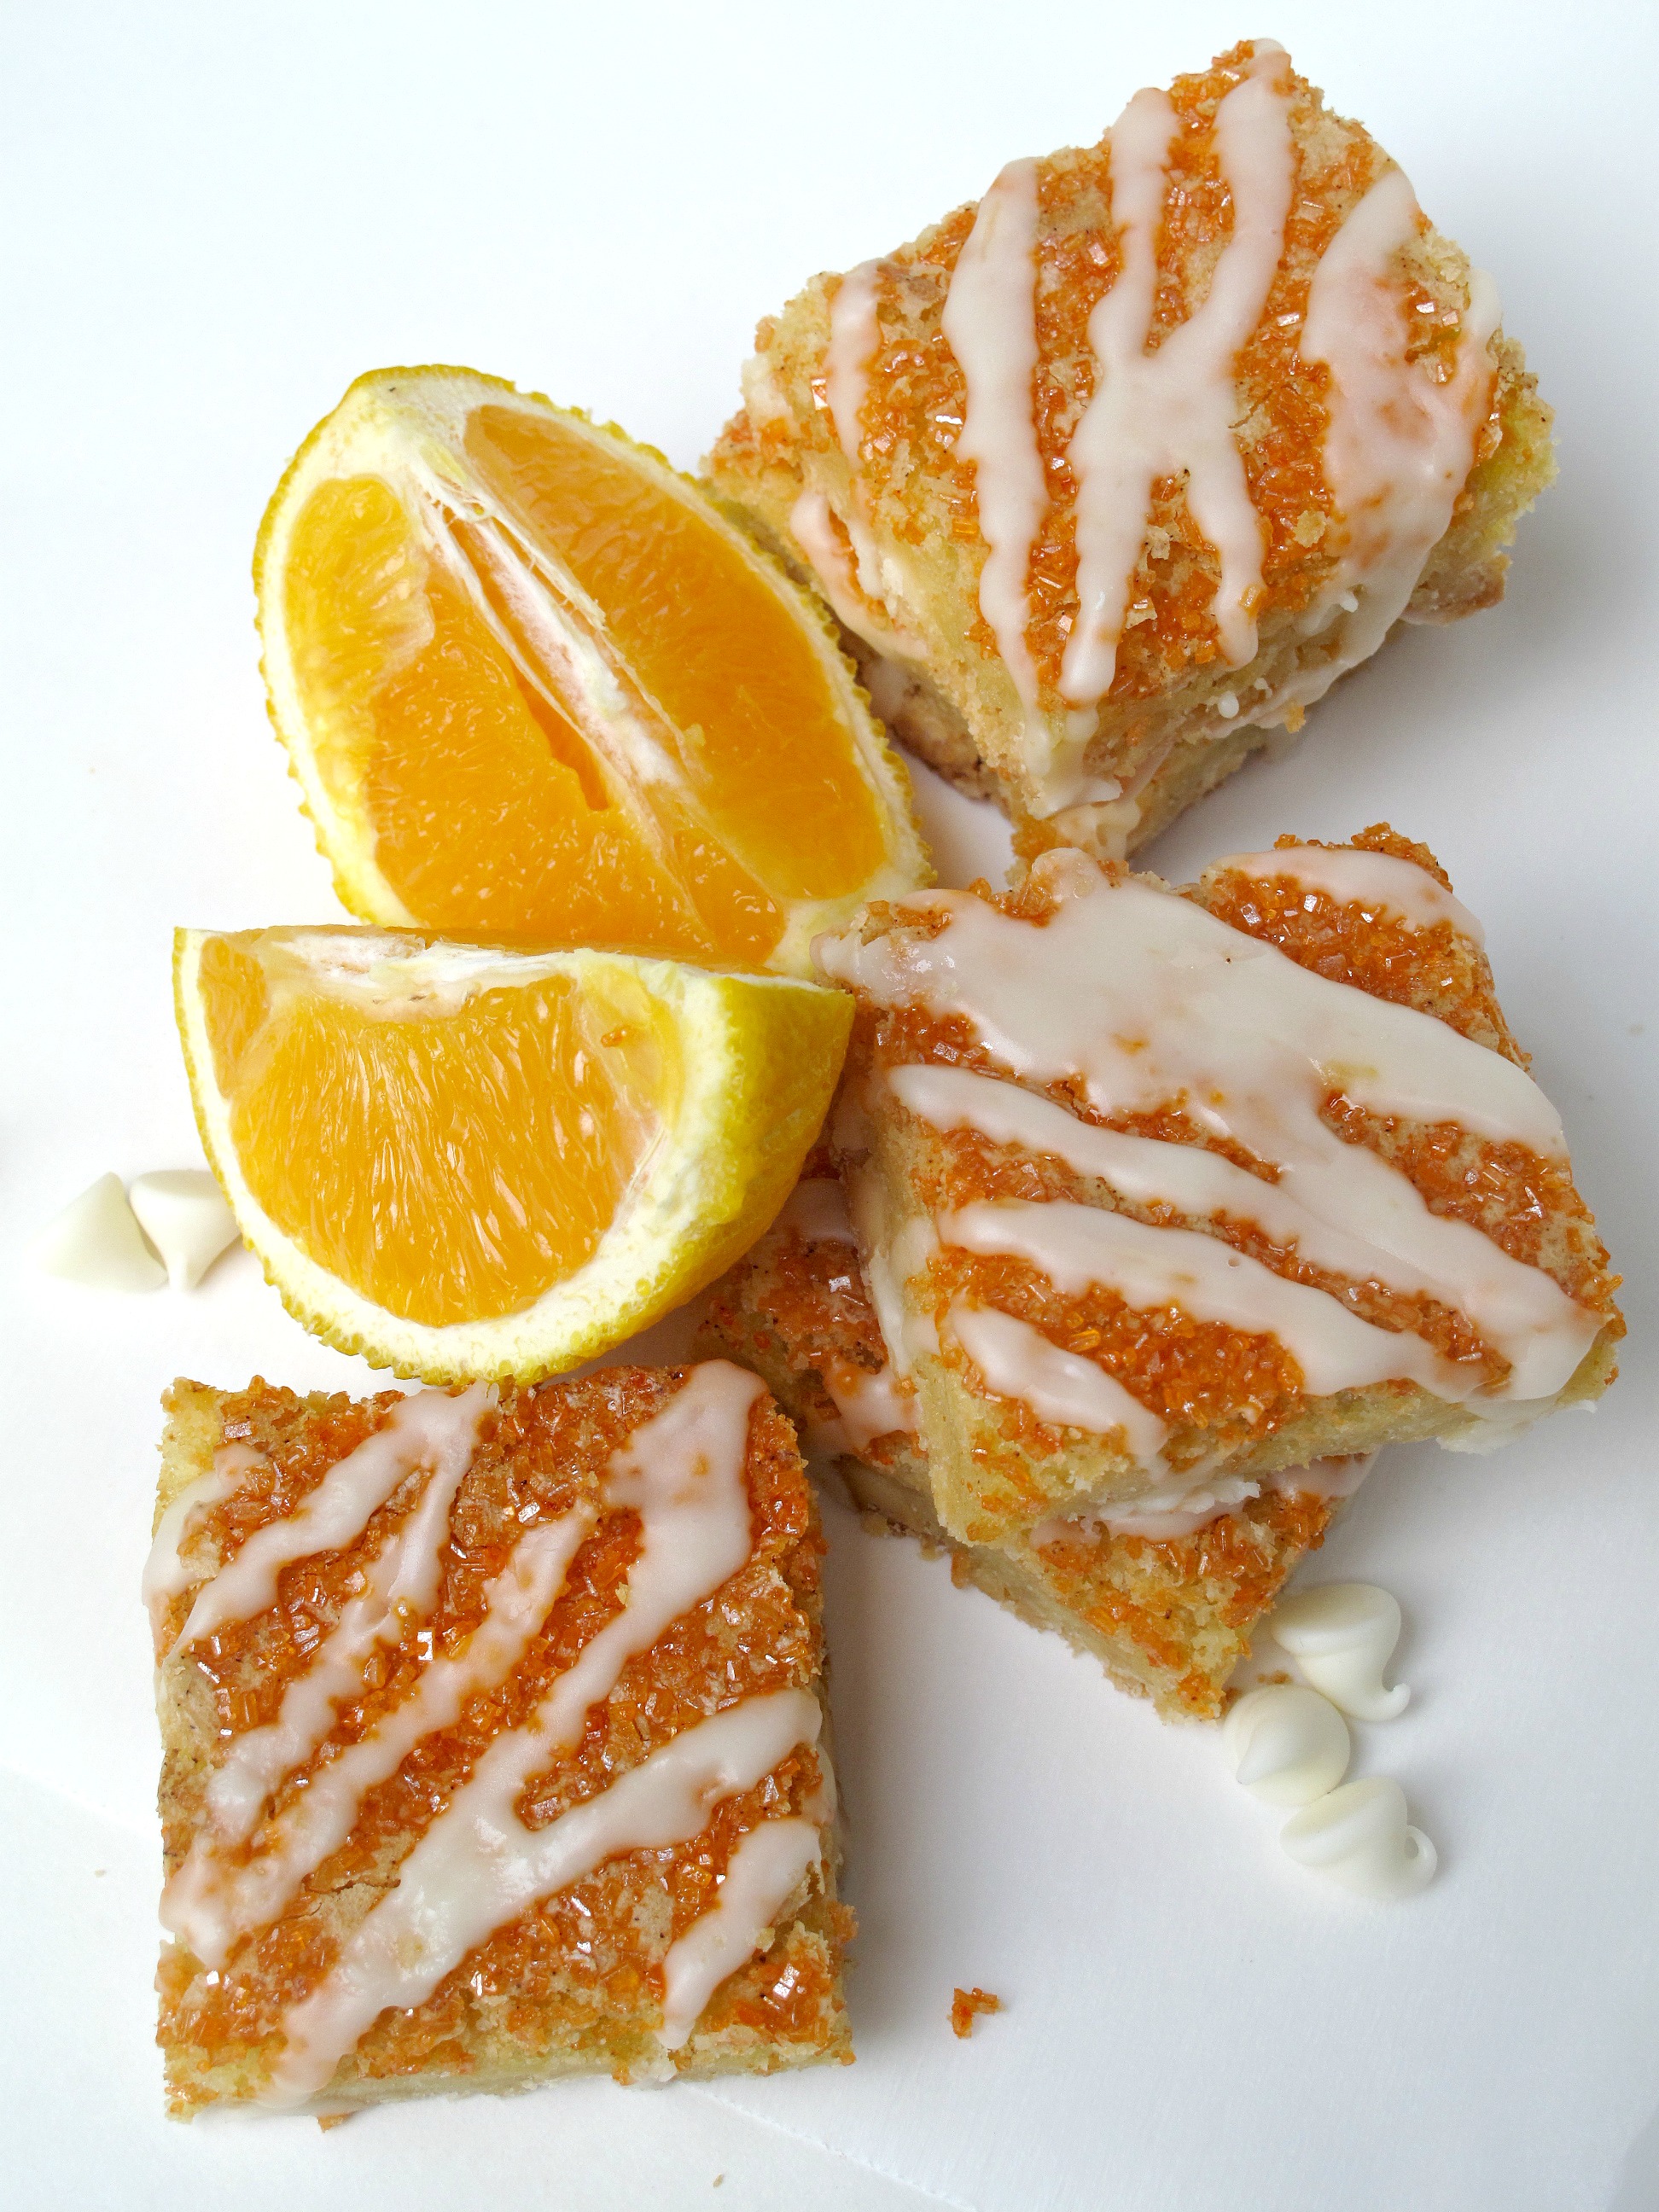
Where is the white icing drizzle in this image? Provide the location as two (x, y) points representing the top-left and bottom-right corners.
(888, 1058), (1588, 1401)
(1439, 1390), (1565, 1450)
(801, 1743), (837, 1826)
(1224, 1684), (1350, 1806)
(1219, 845), (1485, 944)
(789, 488), (875, 631)
(788, 488), (908, 653)
(170, 1386), (492, 1656)
(1271, 1580), (1409, 1719)
(1281, 167), (1500, 708)
(817, 854), (1596, 1413)
(1264, 1451), (1376, 1504)
(846, 1166), (940, 1380)
(946, 1300), (1168, 1464)
(824, 260), (884, 463)
(843, 504), (904, 615)
(163, 1511), (595, 1969)
(823, 847), (1563, 1158)
(1278, 1776), (1436, 1898)
(775, 1177), (858, 1244)
(941, 1198), (1472, 1401)
(1060, 46), (1294, 733)
(768, 1176), (918, 1454)
(1093, 1474), (1261, 1540)
(195, 1431), (477, 1850)
(850, 1196), (911, 1377)
(524, 1363), (763, 1756)
(143, 1443), (265, 1637)
(822, 1355), (917, 1452)
(1031, 1451), (1375, 1545)
(940, 155), (1046, 707)
(262, 1687), (822, 2105)
(657, 1817), (822, 2051)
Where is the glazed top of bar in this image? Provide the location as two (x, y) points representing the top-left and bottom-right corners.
(733, 38), (1511, 810)
(149, 1365), (836, 2107)
(817, 830), (1619, 1471)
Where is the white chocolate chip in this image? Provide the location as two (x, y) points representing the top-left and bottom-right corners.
(34, 1173), (166, 1291)
(1224, 1685), (1350, 1807)
(128, 1170), (241, 1290)
(1278, 1778), (1436, 1899)
(1270, 1582), (1409, 1720)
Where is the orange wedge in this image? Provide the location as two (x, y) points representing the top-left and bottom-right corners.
(175, 924), (852, 1380)
(255, 367), (928, 975)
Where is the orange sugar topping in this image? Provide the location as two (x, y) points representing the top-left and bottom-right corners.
(950, 1986), (1003, 2039)
(703, 1228), (892, 1430)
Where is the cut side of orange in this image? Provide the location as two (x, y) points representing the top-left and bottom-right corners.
(256, 368), (929, 975)
(175, 924), (853, 1379)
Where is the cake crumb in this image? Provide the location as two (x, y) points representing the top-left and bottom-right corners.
(951, 1987), (1003, 2039)
(317, 2111), (354, 2132)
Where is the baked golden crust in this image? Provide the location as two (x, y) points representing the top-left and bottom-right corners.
(705, 43), (1554, 851)
(820, 830), (1621, 1547)
(696, 1195), (1335, 1721)
(152, 1370), (852, 2115)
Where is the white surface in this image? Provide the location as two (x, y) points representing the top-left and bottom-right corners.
(3, 3), (1656, 2207)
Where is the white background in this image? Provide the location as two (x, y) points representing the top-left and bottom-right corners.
(3, 3), (1656, 2206)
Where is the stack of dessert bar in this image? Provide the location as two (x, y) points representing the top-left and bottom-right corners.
(696, 34), (1605, 1725)
(700, 828), (1620, 1717)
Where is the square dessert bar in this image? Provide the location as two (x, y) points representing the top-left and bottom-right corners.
(814, 827), (1621, 1551)
(696, 1164), (1367, 1721)
(148, 1362), (851, 2116)
(706, 39), (1553, 859)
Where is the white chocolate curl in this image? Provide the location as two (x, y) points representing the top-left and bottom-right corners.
(1270, 1583), (1409, 1720)
(1223, 1685), (1350, 1807)
(34, 1173), (165, 1291)
(129, 1170), (240, 1289)
(1278, 1778), (1437, 1899)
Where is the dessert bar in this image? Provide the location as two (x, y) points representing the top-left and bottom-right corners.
(707, 40), (1553, 858)
(814, 828), (1620, 1549)
(149, 1363), (850, 2113)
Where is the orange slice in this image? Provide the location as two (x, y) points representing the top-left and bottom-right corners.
(255, 367), (928, 975)
(175, 924), (852, 1380)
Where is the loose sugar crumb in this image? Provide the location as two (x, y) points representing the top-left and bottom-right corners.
(951, 1987), (1003, 2039)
